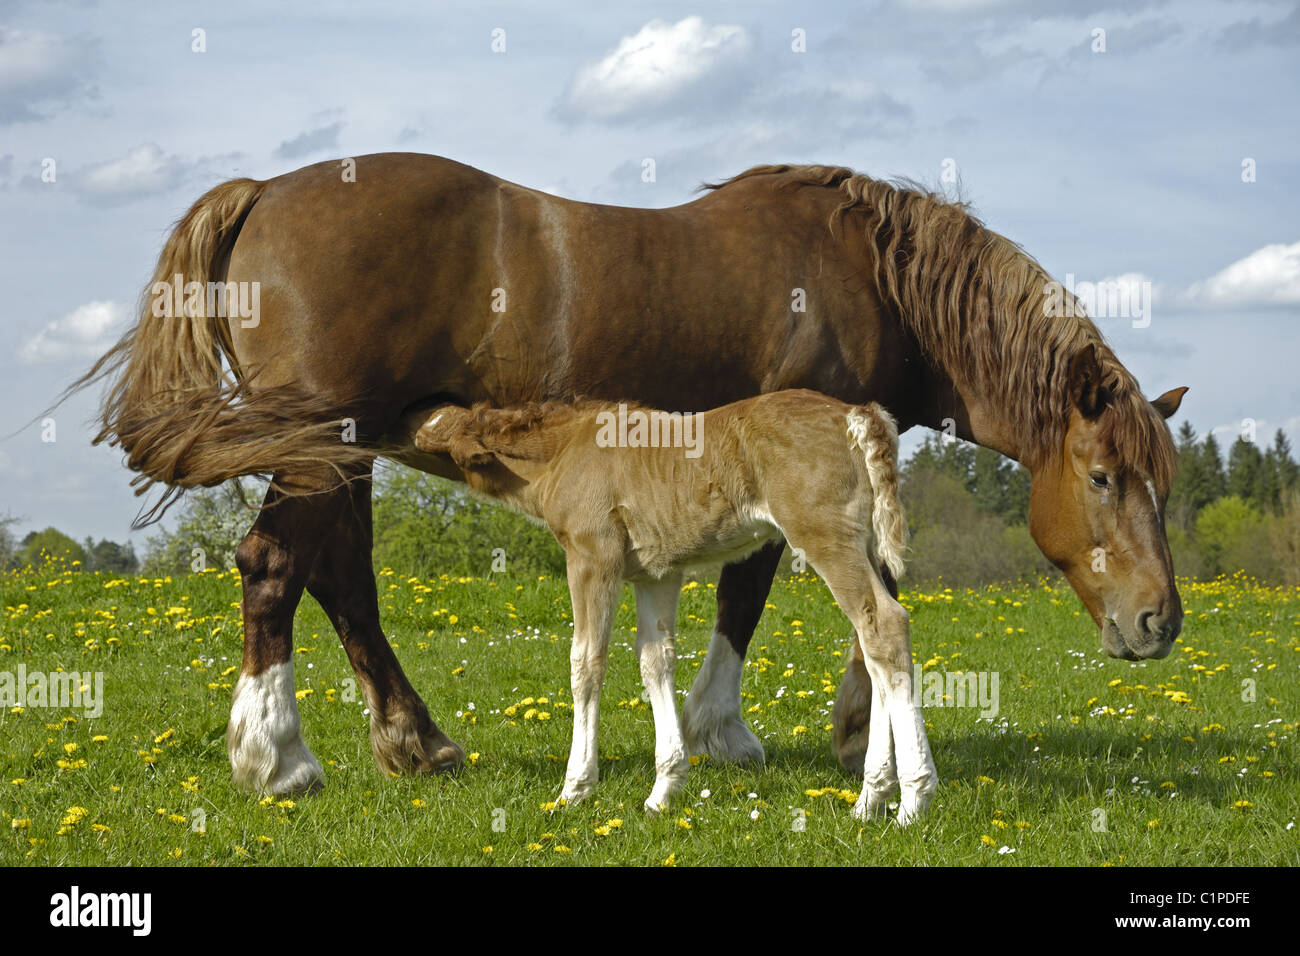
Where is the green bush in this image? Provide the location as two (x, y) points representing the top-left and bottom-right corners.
(1194, 495), (1276, 578)
(370, 465), (564, 578)
(13, 527), (88, 570)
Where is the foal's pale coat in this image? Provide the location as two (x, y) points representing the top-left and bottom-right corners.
(414, 389), (938, 822)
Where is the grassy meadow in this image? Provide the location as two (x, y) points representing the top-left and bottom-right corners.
(1, 561), (1296, 866)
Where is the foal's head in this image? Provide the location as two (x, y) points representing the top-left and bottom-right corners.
(412, 400), (595, 496)
(1027, 345), (1187, 660)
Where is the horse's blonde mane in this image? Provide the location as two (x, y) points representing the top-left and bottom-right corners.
(705, 165), (1177, 491)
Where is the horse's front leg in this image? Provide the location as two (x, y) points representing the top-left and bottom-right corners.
(558, 546), (621, 806)
(634, 573), (689, 813)
(682, 540), (783, 765)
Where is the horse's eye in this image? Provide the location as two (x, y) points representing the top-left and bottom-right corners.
(1090, 471), (1110, 490)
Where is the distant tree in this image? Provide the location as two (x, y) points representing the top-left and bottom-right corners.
(15, 527), (87, 569)
(1256, 430), (1300, 514)
(83, 538), (139, 574)
(141, 480), (260, 575)
(903, 434), (975, 490)
(371, 465), (564, 577)
(0, 513), (19, 568)
(899, 467), (1053, 585)
(970, 446), (1030, 522)
(1200, 433), (1227, 502)
(1226, 437), (1264, 505)
(1272, 490), (1300, 585)
(1195, 495), (1274, 578)
(1168, 422), (1209, 529)
(1272, 430), (1300, 492)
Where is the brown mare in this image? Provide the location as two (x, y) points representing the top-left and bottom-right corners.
(76, 154), (1187, 794)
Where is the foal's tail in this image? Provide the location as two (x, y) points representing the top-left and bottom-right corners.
(847, 404), (908, 581)
(60, 178), (378, 526)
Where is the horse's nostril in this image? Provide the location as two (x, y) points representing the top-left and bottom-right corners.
(1136, 608), (1175, 643)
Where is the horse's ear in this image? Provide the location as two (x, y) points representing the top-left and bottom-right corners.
(1151, 386), (1188, 420)
(1067, 344), (1108, 419)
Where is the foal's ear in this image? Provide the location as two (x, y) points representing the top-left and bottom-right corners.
(1151, 386), (1188, 420)
(448, 434), (497, 470)
(1067, 344), (1109, 419)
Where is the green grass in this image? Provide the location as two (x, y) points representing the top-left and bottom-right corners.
(1, 562), (1296, 866)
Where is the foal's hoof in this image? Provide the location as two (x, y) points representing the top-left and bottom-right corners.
(558, 783), (595, 807)
(850, 793), (889, 823)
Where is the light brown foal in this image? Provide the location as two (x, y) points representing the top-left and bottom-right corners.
(410, 389), (937, 822)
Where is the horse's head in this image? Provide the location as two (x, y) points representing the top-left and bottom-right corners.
(1027, 345), (1188, 661)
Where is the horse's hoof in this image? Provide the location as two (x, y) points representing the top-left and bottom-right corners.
(370, 712), (465, 777)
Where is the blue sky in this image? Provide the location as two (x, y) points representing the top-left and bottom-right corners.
(2, 0), (1298, 551)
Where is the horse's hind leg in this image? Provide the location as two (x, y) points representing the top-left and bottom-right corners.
(682, 540), (783, 766)
(305, 471), (463, 777)
(227, 476), (337, 795)
(797, 536), (936, 826)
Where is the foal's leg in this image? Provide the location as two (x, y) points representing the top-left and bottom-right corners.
(559, 545), (622, 806)
(682, 540), (783, 765)
(634, 572), (690, 813)
(227, 476), (335, 794)
(306, 472), (463, 777)
(832, 563), (896, 772)
(801, 542), (936, 826)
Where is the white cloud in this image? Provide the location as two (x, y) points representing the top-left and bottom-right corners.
(61, 144), (242, 206)
(0, 27), (98, 124)
(1208, 415), (1300, 449)
(71, 144), (190, 204)
(273, 121), (344, 159)
(21, 300), (125, 364)
(1184, 241), (1300, 309)
(557, 16), (750, 123)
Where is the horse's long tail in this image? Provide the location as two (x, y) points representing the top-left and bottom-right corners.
(847, 403), (908, 581)
(65, 178), (378, 526)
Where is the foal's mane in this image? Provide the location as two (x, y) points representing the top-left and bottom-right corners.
(704, 165), (1177, 490)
